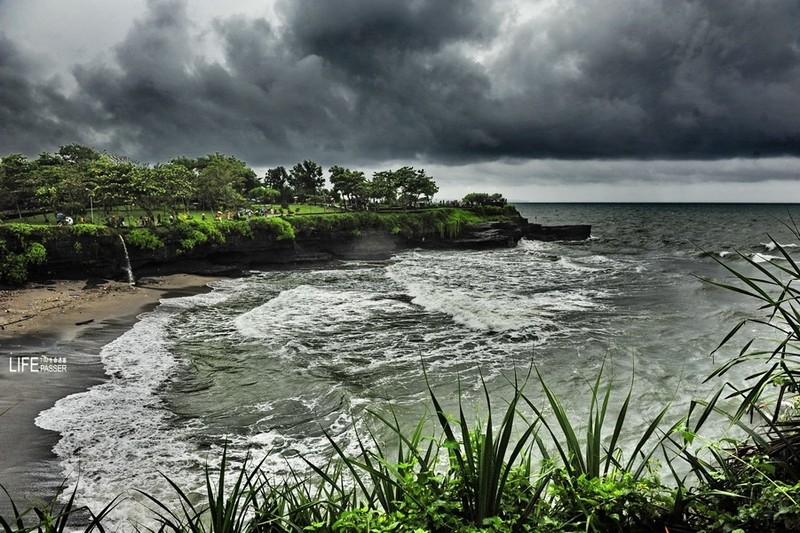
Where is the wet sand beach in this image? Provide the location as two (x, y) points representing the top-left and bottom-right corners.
(0, 274), (221, 512)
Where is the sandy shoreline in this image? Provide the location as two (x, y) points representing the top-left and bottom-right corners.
(0, 273), (223, 512)
(0, 274), (223, 342)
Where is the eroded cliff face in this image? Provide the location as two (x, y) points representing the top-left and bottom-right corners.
(6, 208), (590, 283)
(119, 223), (526, 278)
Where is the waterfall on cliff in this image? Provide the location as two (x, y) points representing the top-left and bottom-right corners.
(118, 234), (135, 286)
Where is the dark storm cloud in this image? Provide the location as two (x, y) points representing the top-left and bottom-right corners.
(67, 0), (367, 162)
(66, 0), (501, 164)
(2, 0), (800, 168)
(480, 0), (800, 160)
(0, 34), (94, 154)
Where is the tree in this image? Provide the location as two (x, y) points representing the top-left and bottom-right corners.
(289, 160), (324, 202)
(57, 143), (101, 167)
(249, 186), (281, 204)
(462, 192), (507, 207)
(169, 156), (200, 172)
(128, 163), (193, 220)
(264, 166), (288, 190)
(369, 170), (399, 206)
(329, 166), (368, 210)
(264, 166), (292, 206)
(152, 163), (195, 215)
(91, 158), (136, 215)
(190, 153), (252, 210)
(53, 168), (90, 216)
(0, 153), (36, 217)
(34, 153), (135, 219)
(391, 167), (438, 207)
(129, 167), (162, 220)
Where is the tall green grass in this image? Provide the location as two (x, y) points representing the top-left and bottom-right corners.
(0, 481), (116, 533)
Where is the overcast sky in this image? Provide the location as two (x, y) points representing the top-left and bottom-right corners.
(1, 0), (799, 201)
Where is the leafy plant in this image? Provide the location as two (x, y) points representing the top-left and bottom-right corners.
(545, 469), (673, 532)
(699, 221), (800, 482)
(0, 481), (117, 533)
(174, 219), (226, 252)
(217, 219), (252, 239)
(524, 363), (678, 482)
(428, 371), (547, 528)
(126, 228), (165, 251)
(518, 364), (680, 532)
(70, 224), (106, 237)
(247, 217), (295, 241)
(0, 237), (47, 285)
(139, 445), (266, 533)
(24, 242), (47, 265)
(673, 218), (800, 530)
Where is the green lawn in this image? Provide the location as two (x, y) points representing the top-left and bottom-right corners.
(8, 203), (341, 225)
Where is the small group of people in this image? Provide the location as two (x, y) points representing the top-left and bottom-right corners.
(210, 208), (268, 221)
(42, 208), (280, 228)
(55, 212), (74, 226)
(205, 207), (280, 222)
(105, 215), (127, 227)
(128, 213), (181, 227)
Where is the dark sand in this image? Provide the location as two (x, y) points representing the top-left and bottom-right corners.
(0, 275), (221, 514)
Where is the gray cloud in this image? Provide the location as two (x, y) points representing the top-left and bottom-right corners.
(0, 33), (90, 154)
(2, 0), (800, 172)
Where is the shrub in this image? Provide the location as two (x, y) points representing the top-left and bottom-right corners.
(3, 223), (35, 238)
(179, 229), (208, 252)
(139, 445), (272, 533)
(546, 469), (674, 531)
(217, 219), (252, 238)
(281, 208), (489, 240)
(248, 216), (295, 240)
(676, 219), (800, 530)
(25, 242), (47, 265)
(126, 228), (165, 251)
(0, 251), (28, 285)
(70, 224), (106, 237)
(0, 234), (47, 285)
(173, 219), (224, 252)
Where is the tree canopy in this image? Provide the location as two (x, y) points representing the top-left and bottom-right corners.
(462, 192), (507, 207)
(0, 144), (447, 220)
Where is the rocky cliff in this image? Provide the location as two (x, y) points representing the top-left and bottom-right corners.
(2, 207), (591, 284)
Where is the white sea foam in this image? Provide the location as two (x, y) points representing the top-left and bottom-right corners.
(518, 239), (554, 253)
(387, 248), (609, 337)
(762, 241), (798, 252)
(33, 247), (619, 530)
(233, 285), (411, 339)
(557, 256), (600, 272)
(403, 280), (539, 332)
(158, 288), (231, 310)
(752, 252), (781, 264)
(35, 299), (216, 530)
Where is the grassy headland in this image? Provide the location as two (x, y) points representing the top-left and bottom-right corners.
(0, 206), (519, 286)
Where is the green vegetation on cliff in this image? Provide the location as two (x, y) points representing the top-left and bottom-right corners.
(284, 207), (499, 239)
(0, 208), (515, 285)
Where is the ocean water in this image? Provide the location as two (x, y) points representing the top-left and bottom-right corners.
(34, 203), (800, 528)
